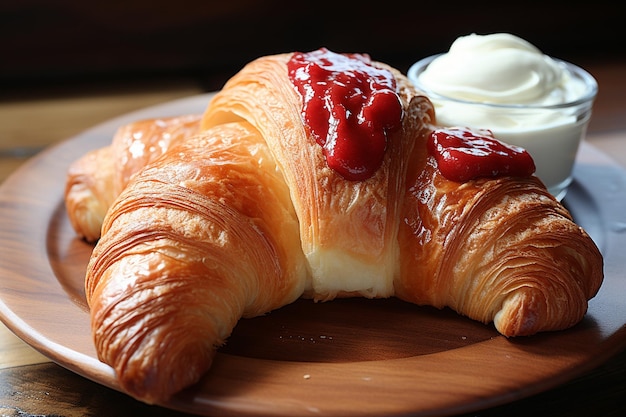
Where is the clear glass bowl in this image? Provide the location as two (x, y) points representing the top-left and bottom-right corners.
(408, 55), (598, 201)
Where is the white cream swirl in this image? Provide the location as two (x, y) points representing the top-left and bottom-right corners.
(417, 33), (586, 105)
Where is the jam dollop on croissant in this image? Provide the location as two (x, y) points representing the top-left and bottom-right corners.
(65, 48), (603, 404)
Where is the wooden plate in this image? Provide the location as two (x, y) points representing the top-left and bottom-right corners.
(1, 94), (625, 417)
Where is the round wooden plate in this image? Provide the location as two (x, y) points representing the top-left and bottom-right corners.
(1, 94), (625, 417)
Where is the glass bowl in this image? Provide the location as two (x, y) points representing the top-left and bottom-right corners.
(408, 54), (598, 201)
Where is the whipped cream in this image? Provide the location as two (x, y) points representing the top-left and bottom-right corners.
(418, 33), (587, 105)
(408, 33), (597, 200)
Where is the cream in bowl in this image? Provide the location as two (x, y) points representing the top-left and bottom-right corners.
(408, 33), (598, 200)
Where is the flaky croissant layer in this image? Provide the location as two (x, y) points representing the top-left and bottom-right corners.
(66, 49), (604, 404)
(85, 122), (308, 403)
(396, 155), (603, 337)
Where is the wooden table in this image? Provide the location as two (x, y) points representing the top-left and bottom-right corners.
(1, 62), (625, 416)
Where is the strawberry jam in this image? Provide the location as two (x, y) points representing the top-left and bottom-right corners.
(428, 127), (536, 182)
(287, 48), (403, 181)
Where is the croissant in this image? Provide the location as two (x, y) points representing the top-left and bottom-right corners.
(395, 126), (604, 336)
(65, 114), (201, 242)
(85, 122), (308, 403)
(68, 48), (603, 404)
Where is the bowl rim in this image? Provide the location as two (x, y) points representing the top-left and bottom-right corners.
(406, 54), (598, 110)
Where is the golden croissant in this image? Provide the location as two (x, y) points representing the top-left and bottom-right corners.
(66, 48), (603, 404)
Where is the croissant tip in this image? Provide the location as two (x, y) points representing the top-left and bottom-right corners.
(117, 353), (216, 406)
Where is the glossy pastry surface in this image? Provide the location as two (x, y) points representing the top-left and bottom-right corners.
(201, 51), (426, 300)
(396, 127), (603, 336)
(86, 122), (307, 403)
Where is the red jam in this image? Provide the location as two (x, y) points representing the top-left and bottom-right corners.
(428, 127), (536, 182)
(287, 48), (403, 181)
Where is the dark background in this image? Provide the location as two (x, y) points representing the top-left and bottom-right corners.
(1, 0), (624, 95)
